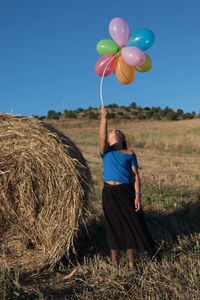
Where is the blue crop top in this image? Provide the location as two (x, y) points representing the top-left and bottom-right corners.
(100, 146), (138, 184)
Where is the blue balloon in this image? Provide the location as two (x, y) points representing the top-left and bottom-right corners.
(126, 29), (155, 51)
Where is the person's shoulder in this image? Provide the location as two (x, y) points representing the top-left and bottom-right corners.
(100, 145), (112, 156)
(125, 149), (135, 155)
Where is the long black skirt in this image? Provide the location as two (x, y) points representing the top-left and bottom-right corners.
(102, 182), (156, 256)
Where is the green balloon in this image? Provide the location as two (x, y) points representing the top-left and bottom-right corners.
(96, 39), (120, 56)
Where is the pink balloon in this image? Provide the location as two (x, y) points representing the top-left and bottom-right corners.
(121, 47), (145, 67)
(109, 17), (129, 47)
(95, 54), (117, 77)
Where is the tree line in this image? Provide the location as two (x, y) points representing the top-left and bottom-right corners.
(33, 102), (200, 121)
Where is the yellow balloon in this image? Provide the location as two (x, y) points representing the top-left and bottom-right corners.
(115, 56), (135, 85)
(135, 53), (152, 72)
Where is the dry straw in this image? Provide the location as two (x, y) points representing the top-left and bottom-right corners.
(0, 113), (92, 272)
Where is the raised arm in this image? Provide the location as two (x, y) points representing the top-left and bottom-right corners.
(99, 106), (108, 155)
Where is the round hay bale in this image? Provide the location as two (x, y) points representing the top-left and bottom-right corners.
(0, 113), (92, 272)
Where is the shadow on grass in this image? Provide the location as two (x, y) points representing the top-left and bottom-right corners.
(70, 187), (200, 263)
(18, 218), (108, 299)
(61, 216), (109, 266)
(18, 187), (200, 299)
(145, 190), (200, 242)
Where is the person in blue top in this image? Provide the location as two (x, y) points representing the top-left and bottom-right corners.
(99, 105), (156, 269)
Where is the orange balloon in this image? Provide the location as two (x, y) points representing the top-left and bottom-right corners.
(115, 56), (135, 84)
(113, 55), (119, 74)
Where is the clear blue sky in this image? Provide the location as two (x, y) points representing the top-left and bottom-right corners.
(0, 0), (200, 116)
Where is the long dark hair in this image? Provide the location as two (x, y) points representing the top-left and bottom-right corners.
(119, 131), (127, 150)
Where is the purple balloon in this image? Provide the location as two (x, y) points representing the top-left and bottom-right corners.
(121, 47), (145, 67)
(109, 17), (129, 47)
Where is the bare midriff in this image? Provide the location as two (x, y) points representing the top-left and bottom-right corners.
(105, 181), (124, 185)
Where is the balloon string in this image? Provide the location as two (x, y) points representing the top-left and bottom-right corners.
(100, 51), (120, 107)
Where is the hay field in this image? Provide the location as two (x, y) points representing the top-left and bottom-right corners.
(1, 117), (200, 299)
(47, 118), (200, 191)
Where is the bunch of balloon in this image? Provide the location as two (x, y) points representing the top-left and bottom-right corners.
(95, 17), (155, 105)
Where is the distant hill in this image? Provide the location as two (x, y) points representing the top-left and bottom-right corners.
(33, 102), (199, 121)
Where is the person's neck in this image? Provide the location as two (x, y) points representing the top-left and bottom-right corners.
(110, 143), (123, 150)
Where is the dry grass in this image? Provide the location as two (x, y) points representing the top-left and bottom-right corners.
(16, 237), (200, 299)
(0, 114), (92, 273)
(46, 118), (200, 190)
(1, 117), (200, 299)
